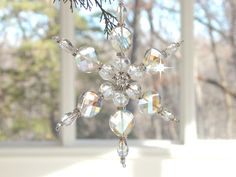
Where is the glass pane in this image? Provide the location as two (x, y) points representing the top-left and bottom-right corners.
(76, 0), (181, 140)
(194, 0), (236, 138)
(0, 1), (59, 141)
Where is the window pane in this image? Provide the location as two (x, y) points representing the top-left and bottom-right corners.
(76, 0), (181, 140)
(194, 0), (236, 138)
(0, 1), (59, 141)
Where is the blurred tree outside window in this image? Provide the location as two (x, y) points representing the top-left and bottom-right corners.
(194, 0), (236, 139)
(0, 0), (60, 141)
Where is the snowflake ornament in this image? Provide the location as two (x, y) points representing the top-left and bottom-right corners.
(54, 2), (182, 167)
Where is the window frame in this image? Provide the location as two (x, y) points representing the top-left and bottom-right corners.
(1, 0), (233, 148)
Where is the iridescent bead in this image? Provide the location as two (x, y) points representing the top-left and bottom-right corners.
(98, 64), (114, 81)
(110, 27), (132, 52)
(53, 36), (78, 55)
(138, 91), (161, 115)
(128, 64), (145, 81)
(116, 4), (127, 25)
(126, 82), (142, 99)
(109, 110), (135, 137)
(78, 91), (103, 118)
(56, 108), (81, 131)
(75, 47), (100, 73)
(158, 107), (178, 122)
(143, 48), (165, 73)
(162, 41), (183, 57)
(113, 92), (129, 107)
(117, 138), (129, 157)
(99, 82), (114, 100)
(113, 57), (131, 72)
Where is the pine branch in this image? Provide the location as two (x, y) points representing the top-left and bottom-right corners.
(54, 0), (117, 36)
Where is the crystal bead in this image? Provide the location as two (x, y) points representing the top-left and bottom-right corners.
(75, 47), (100, 73)
(138, 91), (161, 115)
(143, 48), (165, 73)
(110, 27), (132, 52)
(56, 108), (81, 132)
(117, 138), (129, 157)
(116, 4), (127, 25)
(162, 41), (183, 57)
(158, 107), (178, 122)
(98, 64), (114, 81)
(113, 92), (129, 107)
(128, 64), (145, 80)
(79, 91), (103, 118)
(109, 110), (135, 137)
(126, 82), (142, 99)
(99, 82), (114, 99)
(113, 57), (131, 72)
(53, 36), (78, 55)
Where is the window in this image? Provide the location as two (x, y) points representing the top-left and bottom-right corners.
(0, 1), (59, 141)
(194, 0), (236, 139)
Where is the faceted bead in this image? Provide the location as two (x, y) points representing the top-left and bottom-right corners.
(75, 47), (100, 73)
(99, 82), (114, 99)
(116, 5), (127, 25)
(113, 57), (131, 72)
(126, 82), (142, 99)
(158, 107), (177, 122)
(110, 27), (132, 52)
(117, 138), (129, 157)
(143, 48), (165, 73)
(98, 64), (114, 81)
(109, 110), (135, 137)
(53, 36), (78, 55)
(138, 91), (161, 115)
(163, 41), (183, 57)
(61, 110), (80, 125)
(128, 64), (145, 81)
(56, 108), (81, 132)
(113, 92), (129, 107)
(78, 91), (103, 118)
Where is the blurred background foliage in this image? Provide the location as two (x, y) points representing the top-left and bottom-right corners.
(0, 0), (235, 141)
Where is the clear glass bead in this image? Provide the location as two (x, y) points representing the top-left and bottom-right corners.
(113, 92), (129, 107)
(126, 82), (142, 99)
(113, 57), (131, 72)
(109, 110), (135, 137)
(99, 82), (114, 99)
(117, 138), (129, 157)
(116, 4), (127, 25)
(75, 47), (100, 73)
(138, 91), (161, 115)
(158, 107), (178, 122)
(78, 91), (103, 118)
(128, 64), (145, 80)
(56, 108), (81, 132)
(163, 42), (182, 57)
(98, 64), (114, 81)
(143, 48), (165, 73)
(53, 36), (78, 55)
(110, 27), (132, 52)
